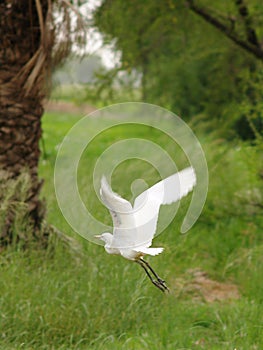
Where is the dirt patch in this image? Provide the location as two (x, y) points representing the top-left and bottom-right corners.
(176, 269), (240, 303)
(45, 100), (97, 115)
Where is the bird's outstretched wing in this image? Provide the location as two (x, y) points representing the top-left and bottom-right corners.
(133, 167), (196, 247)
(100, 176), (137, 249)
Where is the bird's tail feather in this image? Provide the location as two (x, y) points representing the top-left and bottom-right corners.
(135, 247), (164, 256)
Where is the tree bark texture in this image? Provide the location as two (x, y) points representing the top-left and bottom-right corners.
(0, 1), (49, 244)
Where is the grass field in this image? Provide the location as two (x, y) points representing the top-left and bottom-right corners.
(1, 109), (263, 349)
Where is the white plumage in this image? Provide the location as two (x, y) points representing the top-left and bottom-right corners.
(95, 167), (196, 292)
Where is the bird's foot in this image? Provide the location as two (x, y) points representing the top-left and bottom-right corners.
(153, 280), (166, 292)
(153, 279), (170, 293)
(157, 277), (170, 292)
(157, 278), (165, 284)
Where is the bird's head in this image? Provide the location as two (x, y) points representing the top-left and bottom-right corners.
(95, 232), (113, 245)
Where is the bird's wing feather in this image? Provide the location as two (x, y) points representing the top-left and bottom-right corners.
(100, 176), (137, 249)
(133, 167), (196, 246)
(134, 167), (196, 208)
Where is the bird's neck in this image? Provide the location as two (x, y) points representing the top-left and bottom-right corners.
(104, 233), (113, 248)
(104, 234), (120, 255)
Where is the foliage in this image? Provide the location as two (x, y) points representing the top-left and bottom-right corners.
(93, 0), (263, 139)
(0, 171), (35, 244)
(186, 0), (263, 59)
(201, 139), (263, 223)
(0, 171), (45, 247)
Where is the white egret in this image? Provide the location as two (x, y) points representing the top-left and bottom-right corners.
(95, 167), (196, 292)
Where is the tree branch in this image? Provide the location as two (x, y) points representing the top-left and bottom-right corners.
(185, 0), (263, 61)
(235, 0), (259, 47)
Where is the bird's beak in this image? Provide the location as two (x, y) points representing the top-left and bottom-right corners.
(94, 235), (102, 239)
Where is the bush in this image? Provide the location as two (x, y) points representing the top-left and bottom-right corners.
(0, 171), (46, 248)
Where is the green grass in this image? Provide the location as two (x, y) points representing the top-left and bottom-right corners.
(1, 110), (263, 349)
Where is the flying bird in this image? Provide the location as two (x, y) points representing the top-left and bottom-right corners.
(95, 167), (196, 292)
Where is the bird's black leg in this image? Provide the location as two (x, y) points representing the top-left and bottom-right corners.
(141, 258), (169, 292)
(136, 260), (166, 292)
(141, 259), (164, 281)
(136, 259), (169, 293)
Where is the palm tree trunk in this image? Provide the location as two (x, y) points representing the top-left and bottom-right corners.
(0, 1), (48, 244)
(0, 97), (45, 241)
(0, 1), (86, 245)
